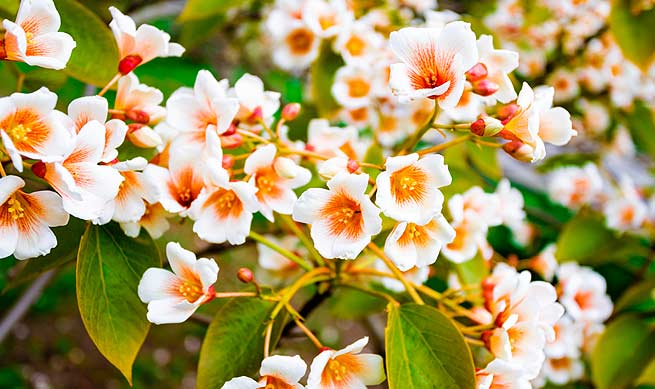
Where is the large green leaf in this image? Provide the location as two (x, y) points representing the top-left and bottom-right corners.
(76, 223), (162, 384)
(614, 278), (655, 313)
(4, 218), (85, 291)
(621, 101), (655, 160)
(197, 297), (286, 389)
(58, 0), (119, 86)
(609, 0), (655, 71)
(179, 0), (254, 22)
(591, 314), (655, 389)
(385, 304), (476, 389)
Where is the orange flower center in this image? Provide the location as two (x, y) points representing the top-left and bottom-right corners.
(287, 28), (314, 55)
(390, 166), (427, 205)
(397, 222), (431, 247)
(5, 196), (25, 220)
(320, 192), (364, 239)
(255, 167), (281, 200)
(6, 123), (32, 142)
(177, 279), (204, 303)
(263, 376), (294, 389)
(347, 78), (371, 98)
(206, 188), (244, 219)
(321, 355), (361, 385)
(345, 35), (366, 56)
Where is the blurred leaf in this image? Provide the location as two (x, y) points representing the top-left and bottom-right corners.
(386, 303), (476, 389)
(536, 153), (600, 173)
(136, 57), (205, 96)
(622, 101), (655, 160)
(0, 62), (19, 96)
(77, 223), (162, 384)
(4, 218), (85, 291)
(362, 142), (385, 179)
(591, 313), (655, 389)
(22, 68), (69, 92)
(451, 252), (489, 286)
(179, 0), (253, 22)
(0, 0), (18, 19)
(58, 0), (119, 86)
(556, 210), (649, 265)
(179, 14), (227, 49)
(310, 42), (344, 118)
(615, 278), (655, 313)
(329, 287), (387, 319)
(197, 297), (286, 389)
(636, 357), (655, 386)
(467, 142), (502, 180)
(609, 0), (655, 71)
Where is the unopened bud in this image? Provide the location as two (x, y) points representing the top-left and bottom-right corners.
(126, 109), (150, 124)
(347, 159), (360, 173)
(473, 79), (500, 96)
(127, 124), (163, 148)
(118, 55), (143, 75)
(223, 122), (238, 136)
(503, 141), (534, 162)
(247, 106), (263, 123)
(31, 161), (47, 178)
(222, 155), (235, 169)
(305, 143), (316, 152)
(466, 63), (488, 82)
(237, 268), (254, 284)
(281, 103), (301, 121)
(497, 103), (519, 121)
(318, 157), (348, 181)
(221, 133), (244, 149)
(274, 157), (299, 179)
(471, 117), (503, 137)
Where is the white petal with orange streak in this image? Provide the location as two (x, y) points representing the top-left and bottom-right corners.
(352, 353), (385, 386)
(21, 32), (76, 70)
(0, 175), (24, 204)
(16, 0), (61, 34)
(134, 24), (169, 63)
(244, 144), (276, 174)
(108, 7), (136, 57)
(260, 355), (307, 384)
(68, 96), (107, 131)
(389, 27), (440, 67)
(13, 218), (57, 260)
(292, 188), (332, 224)
(30, 190), (69, 227)
(0, 223), (18, 259)
(137, 268), (179, 302)
(166, 242), (198, 278)
(384, 223), (419, 271)
(146, 298), (199, 325)
(196, 257), (219, 292)
(436, 21), (478, 71)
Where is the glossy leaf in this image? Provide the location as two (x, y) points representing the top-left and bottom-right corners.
(591, 314), (655, 389)
(76, 223), (162, 384)
(386, 303), (476, 389)
(609, 0), (655, 71)
(179, 0), (254, 22)
(197, 297), (286, 389)
(58, 0), (119, 86)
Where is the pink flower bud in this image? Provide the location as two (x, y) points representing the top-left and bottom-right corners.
(274, 157), (299, 179)
(222, 155), (235, 169)
(247, 106), (263, 123)
(281, 103), (301, 121)
(127, 124), (163, 148)
(347, 159), (360, 173)
(31, 161), (46, 178)
(237, 268), (254, 284)
(223, 122), (238, 136)
(466, 63), (488, 82)
(471, 117), (503, 137)
(126, 109), (150, 124)
(503, 141), (534, 162)
(221, 133), (243, 149)
(473, 79), (500, 96)
(118, 55), (143, 75)
(497, 103), (519, 121)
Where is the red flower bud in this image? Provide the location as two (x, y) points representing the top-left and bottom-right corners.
(222, 155), (235, 169)
(281, 103), (301, 121)
(247, 106), (263, 123)
(472, 79), (500, 96)
(126, 109), (150, 124)
(221, 133), (244, 149)
(237, 268), (254, 284)
(223, 122), (238, 136)
(305, 143), (316, 152)
(466, 63), (488, 82)
(497, 103), (519, 121)
(470, 118), (486, 136)
(347, 159), (360, 173)
(503, 141), (534, 162)
(118, 55), (143, 75)
(31, 161), (47, 178)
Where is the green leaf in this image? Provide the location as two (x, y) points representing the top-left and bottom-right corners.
(452, 252), (489, 287)
(466, 142), (502, 180)
(385, 304), (476, 389)
(58, 0), (119, 86)
(310, 42), (344, 118)
(362, 142), (385, 179)
(329, 287), (387, 319)
(535, 153), (600, 173)
(197, 297), (286, 389)
(22, 68), (69, 92)
(614, 278), (655, 313)
(179, 15), (226, 49)
(76, 223), (162, 384)
(609, 0), (655, 71)
(555, 210), (650, 265)
(621, 101), (655, 160)
(0, 0), (18, 19)
(4, 218), (85, 291)
(591, 314), (655, 389)
(179, 0), (254, 22)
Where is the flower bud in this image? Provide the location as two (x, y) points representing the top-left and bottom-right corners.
(472, 79), (500, 96)
(274, 157), (299, 179)
(221, 133), (244, 149)
(223, 122), (238, 136)
(31, 161), (47, 178)
(471, 117), (504, 137)
(222, 155), (235, 170)
(281, 103), (301, 121)
(466, 63), (488, 82)
(118, 55), (143, 75)
(347, 159), (360, 173)
(127, 124), (163, 148)
(126, 109), (150, 124)
(503, 141), (534, 162)
(318, 157), (348, 181)
(497, 103), (519, 121)
(237, 268), (254, 284)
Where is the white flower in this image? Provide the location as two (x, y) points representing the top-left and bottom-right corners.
(547, 163), (603, 209)
(0, 175), (69, 260)
(38, 120), (124, 223)
(603, 177), (648, 231)
(538, 355), (584, 386)
(2, 0), (76, 70)
(0, 87), (74, 172)
(120, 203), (170, 239)
(292, 172), (381, 260)
(476, 359), (532, 389)
(189, 180), (259, 245)
(222, 355), (307, 389)
(333, 21), (384, 64)
(383, 215), (455, 271)
(109, 6), (184, 73)
(138, 242), (218, 324)
(475, 34), (518, 104)
(232, 73), (281, 126)
(302, 0), (352, 38)
(102, 157), (159, 223)
(529, 244), (559, 282)
(307, 337), (385, 389)
(440, 217), (488, 264)
(556, 262), (612, 324)
(389, 21), (478, 106)
(267, 9), (320, 71)
(375, 153), (451, 225)
(373, 259), (430, 293)
(245, 144), (310, 221)
(547, 68), (580, 103)
(115, 73), (167, 125)
(307, 119), (358, 156)
(332, 64), (377, 109)
(494, 179), (526, 230)
(318, 156), (349, 181)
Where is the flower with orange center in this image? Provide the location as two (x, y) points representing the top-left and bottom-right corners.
(603, 177), (648, 232)
(293, 172), (381, 260)
(267, 9), (320, 71)
(302, 0), (352, 38)
(121, 202), (171, 240)
(138, 242), (218, 324)
(189, 180), (259, 245)
(0, 175), (69, 260)
(0, 87), (74, 172)
(333, 21), (384, 64)
(389, 21), (478, 106)
(232, 73), (281, 128)
(375, 153), (451, 225)
(556, 262), (612, 324)
(547, 163), (603, 209)
(114, 73), (167, 125)
(383, 214), (455, 271)
(245, 144), (311, 221)
(2, 0), (76, 70)
(332, 64), (376, 109)
(476, 358), (532, 389)
(101, 157), (159, 224)
(306, 337), (385, 389)
(222, 355), (307, 389)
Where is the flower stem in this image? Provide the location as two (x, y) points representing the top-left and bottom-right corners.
(418, 135), (472, 155)
(0, 162), (6, 177)
(293, 316), (324, 349)
(237, 129), (270, 144)
(249, 231), (313, 271)
(399, 99), (439, 154)
(338, 283), (399, 306)
(279, 214), (325, 267)
(366, 242), (424, 305)
(214, 292), (258, 298)
(97, 73), (121, 97)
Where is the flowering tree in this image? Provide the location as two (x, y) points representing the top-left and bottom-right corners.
(0, 0), (654, 388)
